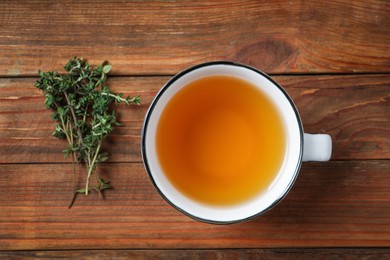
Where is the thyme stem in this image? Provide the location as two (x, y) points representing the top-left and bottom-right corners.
(85, 143), (101, 195)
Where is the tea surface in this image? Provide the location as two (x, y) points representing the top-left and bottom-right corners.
(156, 75), (286, 205)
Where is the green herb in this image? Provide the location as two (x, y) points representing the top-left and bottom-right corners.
(35, 57), (140, 208)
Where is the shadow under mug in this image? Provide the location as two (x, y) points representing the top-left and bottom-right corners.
(141, 61), (332, 224)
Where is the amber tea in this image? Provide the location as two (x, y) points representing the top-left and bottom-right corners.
(156, 75), (286, 205)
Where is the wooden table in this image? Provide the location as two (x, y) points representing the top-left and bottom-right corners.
(1, 0), (389, 258)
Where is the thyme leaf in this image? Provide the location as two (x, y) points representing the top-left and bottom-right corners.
(35, 57), (140, 208)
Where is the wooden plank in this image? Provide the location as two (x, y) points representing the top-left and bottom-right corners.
(1, 248), (390, 259)
(1, 74), (389, 163)
(0, 76), (157, 164)
(0, 0), (389, 76)
(0, 160), (389, 250)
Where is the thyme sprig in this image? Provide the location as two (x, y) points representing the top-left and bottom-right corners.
(35, 57), (140, 208)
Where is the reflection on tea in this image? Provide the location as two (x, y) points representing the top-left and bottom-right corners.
(156, 75), (286, 205)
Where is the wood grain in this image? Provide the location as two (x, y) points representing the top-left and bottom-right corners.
(0, 0), (389, 76)
(1, 74), (389, 163)
(0, 160), (389, 250)
(1, 0), (390, 254)
(1, 248), (390, 259)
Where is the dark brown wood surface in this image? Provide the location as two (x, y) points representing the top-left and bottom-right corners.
(1, 161), (390, 250)
(1, 248), (390, 260)
(1, 0), (389, 76)
(1, 0), (389, 258)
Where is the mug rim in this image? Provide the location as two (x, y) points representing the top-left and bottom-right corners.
(141, 61), (304, 224)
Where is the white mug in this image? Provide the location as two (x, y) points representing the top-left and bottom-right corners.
(142, 61), (332, 224)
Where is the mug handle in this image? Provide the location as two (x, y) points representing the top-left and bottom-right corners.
(302, 133), (332, 162)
